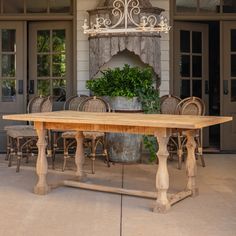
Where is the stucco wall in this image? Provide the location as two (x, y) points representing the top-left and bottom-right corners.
(76, 0), (170, 96)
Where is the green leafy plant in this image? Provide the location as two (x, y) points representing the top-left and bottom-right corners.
(86, 64), (154, 98)
(86, 64), (160, 162)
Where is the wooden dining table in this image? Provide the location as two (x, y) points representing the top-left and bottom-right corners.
(3, 111), (232, 213)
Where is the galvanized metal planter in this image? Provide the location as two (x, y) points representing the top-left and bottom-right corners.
(106, 96), (143, 163)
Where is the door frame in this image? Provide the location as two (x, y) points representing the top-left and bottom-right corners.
(220, 20), (236, 151)
(0, 21), (27, 152)
(173, 21), (209, 147)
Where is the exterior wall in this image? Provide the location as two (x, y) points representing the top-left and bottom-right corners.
(76, 0), (170, 96)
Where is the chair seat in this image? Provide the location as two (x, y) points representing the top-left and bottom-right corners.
(4, 125), (34, 131)
(6, 127), (37, 139)
(62, 131), (104, 139)
(83, 131), (105, 139)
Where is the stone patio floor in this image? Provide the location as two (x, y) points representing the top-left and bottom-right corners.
(0, 154), (236, 236)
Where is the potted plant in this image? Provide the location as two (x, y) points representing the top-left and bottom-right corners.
(86, 64), (160, 162)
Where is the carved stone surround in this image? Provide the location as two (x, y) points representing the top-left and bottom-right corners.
(88, 0), (163, 78)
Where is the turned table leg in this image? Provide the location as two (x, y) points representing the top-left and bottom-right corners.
(185, 130), (199, 196)
(75, 131), (86, 179)
(153, 128), (171, 213)
(34, 122), (50, 195)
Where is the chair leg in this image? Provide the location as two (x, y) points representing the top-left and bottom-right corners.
(62, 157), (68, 172)
(197, 144), (205, 167)
(25, 144), (30, 163)
(177, 135), (183, 170)
(52, 134), (58, 170)
(62, 138), (68, 172)
(103, 149), (110, 168)
(47, 130), (54, 169)
(16, 138), (22, 173)
(102, 136), (110, 168)
(6, 135), (11, 161)
(196, 129), (206, 167)
(8, 148), (13, 167)
(91, 139), (96, 174)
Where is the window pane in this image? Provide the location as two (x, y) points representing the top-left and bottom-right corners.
(199, 0), (220, 13)
(180, 30), (190, 53)
(2, 54), (15, 77)
(37, 30), (50, 53)
(50, 0), (71, 13)
(1, 79), (16, 102)
(37, 80), (50, 96)
(27, 0), (47, 13)
(37, 55), (50, 77)
(53, 79), (66, 101)
(2, 30), (16, 52)
(180, 80), (190, 99)
(3, 0), (24, 13)
(192, 31), (202, 53)
(176, 0), (197, 12)
(223, 0), (236, 13)
(52, 54), (66, 77)
(231, 30), (236, 52)
(193, 80), (202, 98)
(180, 55), (190, 77)
(231, 55), (236, 77)
(192, 56), (202, 77)
(231, 80), (236, 102)
(52, 30), (66, 52)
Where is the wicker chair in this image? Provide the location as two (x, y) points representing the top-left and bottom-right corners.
(169, 96), (206, 169)
(5, 96), (53, 172)
(51, 95), (88, 164)
(61, 96), (111, 174)
(160, 94), (181, 114)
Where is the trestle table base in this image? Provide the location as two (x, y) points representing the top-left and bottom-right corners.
(33, 123), (199, 213)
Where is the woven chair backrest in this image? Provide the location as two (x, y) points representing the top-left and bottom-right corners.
(176, 96), (205, 115)
(63, 95), (78, 110)
(40, 96), (53, 112)
(79, 96), (111, 113)
(180, 98), (203, 116)
(27, 96), (45, 113)
(69, 95), (88, 111)
(160, 94), (181, 114)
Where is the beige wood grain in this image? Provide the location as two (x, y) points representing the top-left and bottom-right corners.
(3, 111), (232, 130)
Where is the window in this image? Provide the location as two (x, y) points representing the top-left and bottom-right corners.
(175, 0), (236, 14)
(0, 0), (72, 14)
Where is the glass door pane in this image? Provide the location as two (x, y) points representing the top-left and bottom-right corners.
(199, 0), (220, 13)
(29, 21), (73, 108)
(0, 29), (16, 102)
(176, 0), (197, 12)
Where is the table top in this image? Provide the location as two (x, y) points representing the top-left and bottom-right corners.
(3, 111), (232, 130)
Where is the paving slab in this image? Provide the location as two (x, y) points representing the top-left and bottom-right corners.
(0, 159), (122, 236)
(0, 154), (236, 236)
(121, 155), (236, 236)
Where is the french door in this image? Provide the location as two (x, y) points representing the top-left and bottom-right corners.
(28, 21), (73, 110)
(0, 22), (25, 152)
(173, 22), (209, 146)
(221, 21), (236, 151)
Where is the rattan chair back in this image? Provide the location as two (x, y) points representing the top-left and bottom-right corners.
(40, 96), (53, 113)
(176, 96), (205, 115)
(180, 98), (204, 116)
(160, 94), (181, 114)
(63, 95), (78, 110)
(69, 95), (88, 111)
(79, 96), (111, 112)
(27, 96), (45, 113)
